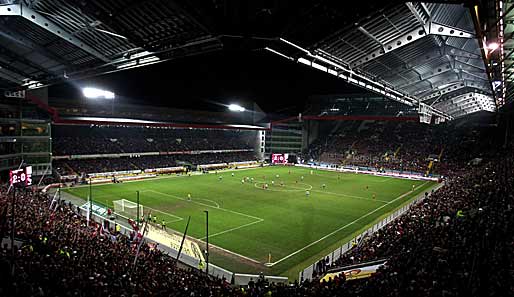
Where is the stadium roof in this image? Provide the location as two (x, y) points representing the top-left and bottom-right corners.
(266, 2), (497, 120)
(484, 0), (514, 106)
(0, 0), (503, 121)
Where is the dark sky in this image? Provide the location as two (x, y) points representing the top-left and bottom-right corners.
(49, 49), (363, 114)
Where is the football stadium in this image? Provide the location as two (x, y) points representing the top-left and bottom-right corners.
(1, 1), (513, 296)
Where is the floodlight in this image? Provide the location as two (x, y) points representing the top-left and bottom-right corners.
(487, 42), (499, 51)
(82, 87), (115, 99)
(228, 104), (245, 112)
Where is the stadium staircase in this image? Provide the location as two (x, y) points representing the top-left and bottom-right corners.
(340, 141), (359, 165)
(64, 162), (77, 176)
(394, 146), (401, 157)
(425, 160), (434, 176)
(328, 121), (344, 136)
(357, 120), (370, 132)
(425, 148), (444, 175)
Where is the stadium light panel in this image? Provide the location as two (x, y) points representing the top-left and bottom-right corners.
(487, 42), (499, 50)
(228, 104), (245, 112)
(82, 87), (115, 99)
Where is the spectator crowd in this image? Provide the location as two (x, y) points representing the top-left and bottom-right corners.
(0, 187), (231, 296)
(54, 152), (257, 175)
(1, 121), (513, 296)
(308, 120), (499, 175)
(51, 125), (257, 176)
(52, 126), (254, 155)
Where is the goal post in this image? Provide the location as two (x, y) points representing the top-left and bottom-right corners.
(113, 199), (144, 220)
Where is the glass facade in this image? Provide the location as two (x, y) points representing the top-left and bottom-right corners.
(0, 97), (51, 177)
(264, 123), (303, 155)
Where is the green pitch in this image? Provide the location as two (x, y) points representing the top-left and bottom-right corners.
(63, 166), (436, 278)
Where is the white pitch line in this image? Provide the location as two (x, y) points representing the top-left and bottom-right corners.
(145, 206), (184, 223)
(146, 189), (265, 262)
(68, 166), (266, 189)
(200, 218), (264, 240)
(267, 181), (429, 266)
(375, 177), (391, 183)
(146, 190), (263, 221)
(311, 189), (390, 204)
(192, 235), (263, 264)
(249, 178), (388, 203)
(196, 198), (220, 208)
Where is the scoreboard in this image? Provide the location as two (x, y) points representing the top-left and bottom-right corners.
(9, 166), (32, 187)
(271, 153), (289, 164)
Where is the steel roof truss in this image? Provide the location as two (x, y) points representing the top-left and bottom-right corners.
(0, 3), (110, 62)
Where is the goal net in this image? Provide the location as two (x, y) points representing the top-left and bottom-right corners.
(113, 199), (144, 220)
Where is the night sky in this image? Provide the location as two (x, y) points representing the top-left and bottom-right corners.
(49, 50), (363, 114)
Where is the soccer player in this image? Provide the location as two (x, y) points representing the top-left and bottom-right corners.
(232, 172), (235, 177)
(322, 183), (326, 189)
(162, 220), (166, 230)
(280, 181), (284, 187)
(218, 176), (223, 181)
(412, 184), (416, 192)
(187, 193), (192, 201)
(306, 190), (310, 197)
(241, 179), (245, 184)
(366, 185), (369, 191)
(153, 215), (157, 224)
(271, 180), (275, 186)
(301, 176), (304, 181)
(265, 184), (269, 189)
(251, 177), (254, 182)
(276, 174), (279, 178)
(372, 193), (376, 200)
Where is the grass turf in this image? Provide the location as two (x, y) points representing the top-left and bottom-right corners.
(64, 166), (436, 279)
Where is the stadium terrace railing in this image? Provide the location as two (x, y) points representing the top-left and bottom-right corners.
(52, 148), (254, 160)
(233, 273), (288, 286)
(298, 181), (445, 281)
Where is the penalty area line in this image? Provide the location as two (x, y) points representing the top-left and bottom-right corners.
(144, 206), (184, 223)
(199, 218), (264, 240)
(146, 190), (266, 259)
(267, 181), (429, 267)
(145, 189), (264, 221)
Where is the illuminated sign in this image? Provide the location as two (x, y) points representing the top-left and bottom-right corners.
(271, 154), (288, 164)
(9, 166), (32, 187)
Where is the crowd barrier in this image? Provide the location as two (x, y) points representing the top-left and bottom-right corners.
(53, 148), (254, 160)
(233, 273), (288, 286)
